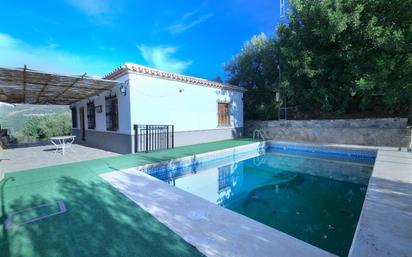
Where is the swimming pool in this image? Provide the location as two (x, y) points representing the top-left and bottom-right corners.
(145, 143), (376, 256)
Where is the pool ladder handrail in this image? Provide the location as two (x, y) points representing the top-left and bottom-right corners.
(253, 154), (266, 166)
(253, 129), (266, 141)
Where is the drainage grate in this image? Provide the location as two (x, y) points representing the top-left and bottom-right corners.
(4, 200), (67, 230)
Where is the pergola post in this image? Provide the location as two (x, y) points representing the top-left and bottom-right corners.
(23, 65), (27, 103)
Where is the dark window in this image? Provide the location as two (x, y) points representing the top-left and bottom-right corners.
(106, 96), (118, 131)
(71, 107), (78, 128)
(218, 103), (230, 126)
(87, 102), (96, 129)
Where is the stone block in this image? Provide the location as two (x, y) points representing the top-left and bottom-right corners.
(245, 118), (411, 147)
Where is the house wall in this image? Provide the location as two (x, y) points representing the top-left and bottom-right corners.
(128, 73), (244, 131)
(174, 127), (243, 147)
(128, 73), (244, 147)
(71, 72), (244, 153)
(72, 74), (134, 153)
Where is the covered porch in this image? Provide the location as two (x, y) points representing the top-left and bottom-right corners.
(0, 66), (119, 105)
(0, 66), (122, 173)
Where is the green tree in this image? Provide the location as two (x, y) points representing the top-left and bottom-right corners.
(212, 76), (223, 83)
(23, 113), (71, 141)
(226, 0), (412, 120)
(225, 33), (281, 120)
(278, 0), (412, 117)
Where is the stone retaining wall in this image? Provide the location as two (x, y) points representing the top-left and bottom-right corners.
(245, 118), (411, 147)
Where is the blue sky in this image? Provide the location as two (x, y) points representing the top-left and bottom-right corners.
(0, 0), (283, 79)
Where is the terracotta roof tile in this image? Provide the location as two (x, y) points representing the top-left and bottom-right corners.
(103, 63), (246, 92)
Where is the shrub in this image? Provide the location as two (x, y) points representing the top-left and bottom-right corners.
(23, 113), (71, 140)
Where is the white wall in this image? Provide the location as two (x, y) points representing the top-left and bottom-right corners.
(129, 73), (244, 132)
(72, 74), (132, 135)
(72, 72), (244, 136)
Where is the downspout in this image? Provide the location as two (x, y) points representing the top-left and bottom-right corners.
(408, 98), (412, 149)
(408, 98), (412, 125)
(0, 128), (4, 182)
(0, 150), (3, 182)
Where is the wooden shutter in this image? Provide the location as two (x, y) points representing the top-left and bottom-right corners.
(218, 103), (230, 126)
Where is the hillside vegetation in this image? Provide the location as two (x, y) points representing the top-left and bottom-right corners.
(0, 104), (71, 143)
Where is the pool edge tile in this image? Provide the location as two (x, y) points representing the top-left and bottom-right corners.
(101, 168), (336, 257)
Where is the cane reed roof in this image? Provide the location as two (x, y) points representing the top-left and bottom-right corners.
(0, 66), (119, 105)
(104, 62), (246, 92)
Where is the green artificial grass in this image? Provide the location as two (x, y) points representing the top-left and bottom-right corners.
(0, 138), (255, 257)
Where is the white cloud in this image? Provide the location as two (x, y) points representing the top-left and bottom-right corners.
(166, 11), (213, 35)
(65, 0), (122, 25)
(0, 33), (116, 76)
(65, 0), (111, 16)
(45, 37), (59, 49)
(137, 45), (192, 74)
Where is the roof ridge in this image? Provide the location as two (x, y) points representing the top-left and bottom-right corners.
(103, 63), (246, 92)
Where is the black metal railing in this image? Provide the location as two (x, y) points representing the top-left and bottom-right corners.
(134, 124), (174, 153)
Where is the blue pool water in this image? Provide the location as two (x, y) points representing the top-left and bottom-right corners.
(148, 147), (375, 256)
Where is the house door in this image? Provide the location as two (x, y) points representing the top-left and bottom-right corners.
(79, 107), (86, 141)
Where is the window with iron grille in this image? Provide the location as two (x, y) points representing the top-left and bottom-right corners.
(218, 102), (230, 126)
(87, 102), (96, 129)
(105, 96), (118, 131)
(71, 107), (78, 128)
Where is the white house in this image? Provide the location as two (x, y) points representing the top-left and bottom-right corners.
(71, 63), (245, 153)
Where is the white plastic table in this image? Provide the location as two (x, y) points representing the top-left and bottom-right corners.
(50, 135), (76, 155)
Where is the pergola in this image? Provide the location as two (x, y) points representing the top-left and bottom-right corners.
(0, 66), (119, 105)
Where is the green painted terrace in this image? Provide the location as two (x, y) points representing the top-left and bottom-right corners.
(0, 138), (255, 257)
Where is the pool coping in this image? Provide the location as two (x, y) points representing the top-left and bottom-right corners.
(101, 142), (335, 257)
(101, 140), (412, 257)
(347, 147), (412, 257)
(270, 140), (412, 257)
